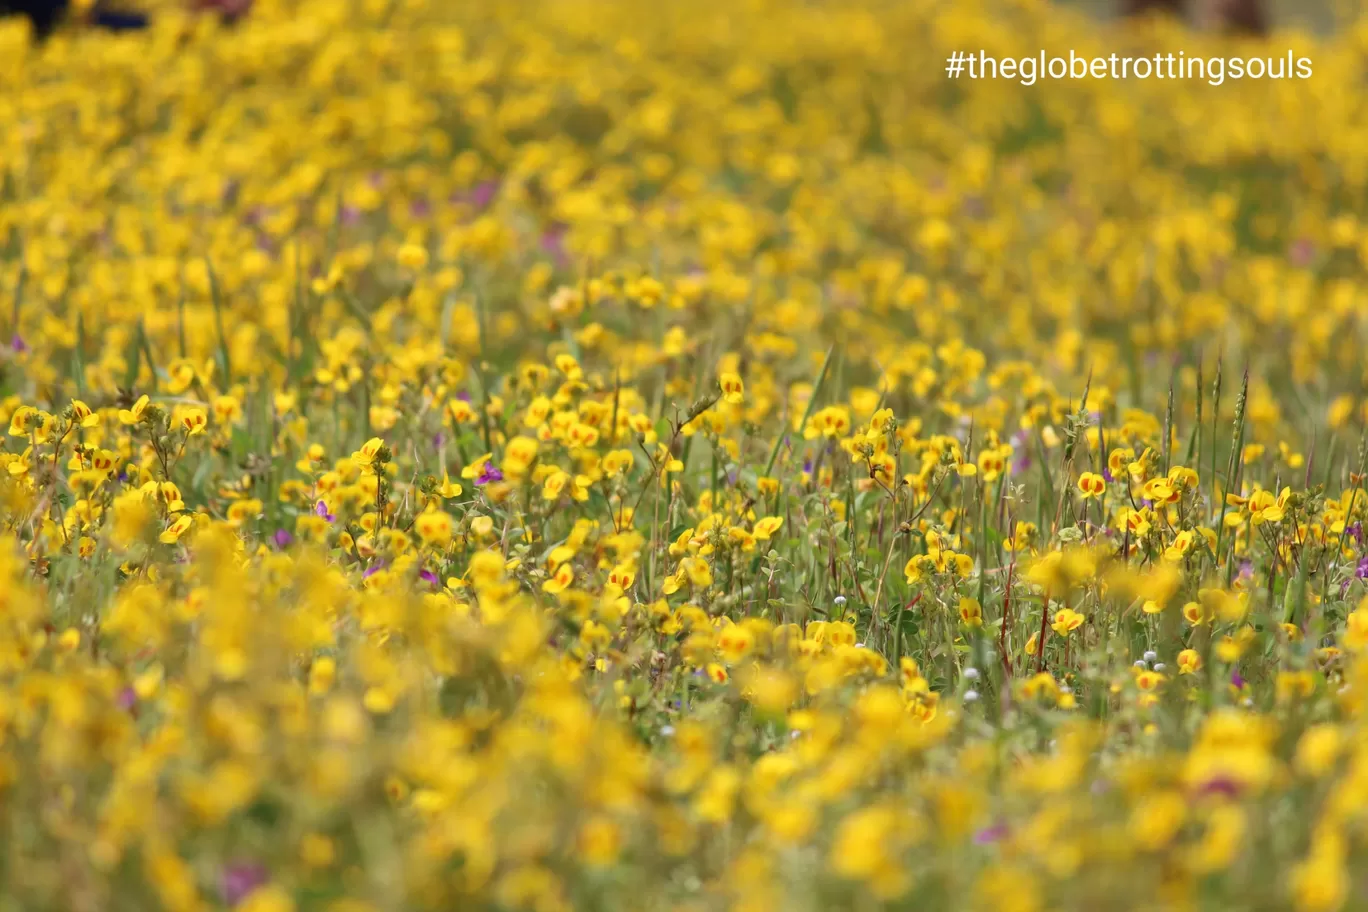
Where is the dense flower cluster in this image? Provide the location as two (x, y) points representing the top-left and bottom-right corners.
(2, 0), (1368, 909)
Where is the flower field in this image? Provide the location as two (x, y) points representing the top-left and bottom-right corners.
(3, 0), (1368, 909)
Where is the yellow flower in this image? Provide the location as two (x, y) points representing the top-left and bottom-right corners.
(57, 627), (81, 652)
(226, 500), (264, 527)
(716, 624), (755, 663)
(397, 243), (430, 270)
(238, 886), (296, 912)
(118, 395), (150, 425)
(1295, 725), (1343, 778)
(803, 406), (851, 440)
(414, 509), (454, 547)
(70, 399), (99, 428)
(1141, 477), (1177, 505)
(1051, 608), (1084, 636)
(502, 436), (540, 480)
(1077, 472), (1105, 499)
(1344, 603), (1368, 651)
(1291, 838), (1348, 912)
(977, 447), (1006, 481)
(959, 596), (983, 628)
(448, 398), (477, 424)
(719, 371), (744, 404)
(1108, 447), (1135, 477)
(601, 449), (634, 475)
(542, 470), (570, 501)
(577, 816), (622, 867)
(213, 395), (244, 426)
(159, 514), (195, 544)
(181, 408), (209, 436)
(461, 454), (494, 480)
(1129, 791), (1185, 850)
(1163, 529), (1196, 562)
(352, 437), (387, 473)
(1181, 600), (1208, 626)
(167, 359), (199, 394)
(753, 516), (784, 539)
(543, 562), (574, 594)
(830, 806), (912, 899)
(1134, 669), (1166, 692)
(1248, 488), (1289, 525)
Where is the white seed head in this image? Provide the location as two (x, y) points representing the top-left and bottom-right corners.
(963, 667), (980, 681)
(833, 595), (847, 606)
(964, 690), (980, 703)
(1143, 650), (1158, 663)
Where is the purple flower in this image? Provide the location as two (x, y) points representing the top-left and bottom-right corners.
(1290, 237), (1317, 268)
(363, 562), (387, 579)
(802, 459), (813, 474)
(340, 205), (363, 226)
(315, 501), (335, 523)
(116, 687), (137, 711)
(1194, 775), (1243, 799)
(1230, 670), (1246, 690)
(469, 180), (499, 210)
(541, 224), (569, 261)
(1350, 522), (1364, 546)
(9, 334), (26, 354)
(973, 822), (1009, 845)
(1141, 499), (1154, 509)
(1102, 467), (1114, 483)
(419, 569), (439, 586)
(1346, 557), (1368, 597)
(273, 528), (293, 550)
(476, 465), (504, 485)
(456, 390), (471, 402)
(410, 198), (432, 218)
(1010, 430), (1033, 474)
(433, 432), (447, 448)
(221, 863), (269, 907)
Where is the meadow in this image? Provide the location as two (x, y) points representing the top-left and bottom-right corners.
(2, 0), (1368, 909)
